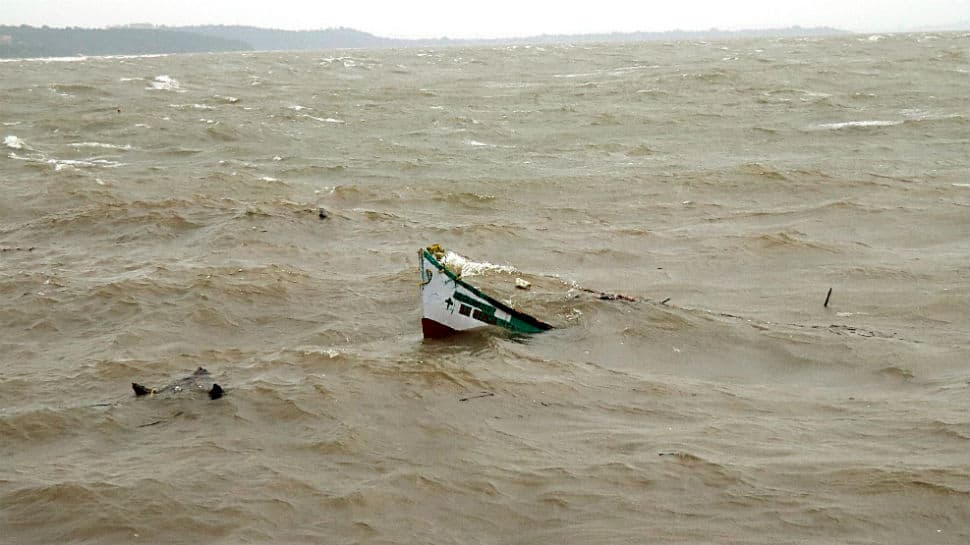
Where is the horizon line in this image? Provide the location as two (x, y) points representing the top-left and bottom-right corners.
(3, 21), (968, 41)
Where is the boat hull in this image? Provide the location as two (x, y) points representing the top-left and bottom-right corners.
(419, 248), (552, 339)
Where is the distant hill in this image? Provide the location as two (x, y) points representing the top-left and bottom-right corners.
(429, 26), (851, 46)
(1, 24), (852, 59)
(174, 24), (850, 50)
(0, 25), (251, 58)
(171, 25), (403, 51)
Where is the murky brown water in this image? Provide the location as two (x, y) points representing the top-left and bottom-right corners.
(1, 32), (968, 544)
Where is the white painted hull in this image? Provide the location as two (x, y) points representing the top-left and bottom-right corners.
(419, 248), (551, 338)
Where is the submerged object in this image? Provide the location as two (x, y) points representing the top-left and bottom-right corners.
(419, 245), (553, 339)
(132, 367), (224, 400)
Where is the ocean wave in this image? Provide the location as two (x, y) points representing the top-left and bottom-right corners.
(428, 190), (499, 209)
(7, 152), (126, 170)
(842, 266), (926, 281)
(724, 231), (841, 253)
(1, 52), (170, 63)
(48, 83), (107, 95)
(281, 165), (347, 178)
(243, 384), (324, 421)
(701, 199), (889, 224)
(465, 139), (496, 147)
(625, 144), (656, 156)
(1, 479), (225, 543)
(301, 114), (345, 124)
(0, 56), (91, 63)
(877, 365), (915, 380)
(926, 419), (970, 441)
(146, 75), (181, 91)
(0, 408), (80, 442)
(84, 265), (306, 305)
(814, 120), (903, 130)
(68, 142), (133, 150)
(736, 162), (791, 180)
(821, 467), (970, 496)
(441, 250), (517, 277)
(169, 103), (215, 110)
(3, 135), (28, 150)
(318, 56), (379, 69)
(205, 123), (240, 141)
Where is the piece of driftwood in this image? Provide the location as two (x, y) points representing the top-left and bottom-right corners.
(459, 392), (495, 402)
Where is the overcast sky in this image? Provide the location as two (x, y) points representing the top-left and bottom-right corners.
(3, 0), (968, 38)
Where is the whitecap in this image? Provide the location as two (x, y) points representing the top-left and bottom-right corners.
(2, 53), (166, 63)
(441, 251), (516, 277)
(4, 135), (26, 149)
(0, 56), (90, 63)
(69, 142), (132, 150)
(301, 114), (345, 124)
(465, 139), (494, 147)
(815, 120), (902, 130)
(8, 151), (124, 169)
(147, 75), (181, 91)
(168, 103), (213, 110)
(554, 72), (596, 79)
(802, 90), (831, 99)
(50, 158), (125, 168)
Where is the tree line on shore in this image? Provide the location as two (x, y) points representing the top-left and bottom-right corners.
(0, 24), (849, 59)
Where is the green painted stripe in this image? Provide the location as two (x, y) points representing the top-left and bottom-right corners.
(453, 291), (495, 314)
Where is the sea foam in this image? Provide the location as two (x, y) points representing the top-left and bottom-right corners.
(4, 135), (26, 149)
(441, 251), (516, 277)
(147, 75), (181, 91)
(69, 142), (132, 150)
(816, 120), (902, 130)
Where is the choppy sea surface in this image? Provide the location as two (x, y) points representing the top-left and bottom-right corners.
(1, 32), (968, 544)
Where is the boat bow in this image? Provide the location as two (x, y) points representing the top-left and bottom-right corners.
(419, 247), (552, 338)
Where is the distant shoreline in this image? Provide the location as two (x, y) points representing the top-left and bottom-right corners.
(0, 24), (860, 59)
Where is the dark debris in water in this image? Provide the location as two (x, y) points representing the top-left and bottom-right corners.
(132, 367), (225, 400)
(137, 411), (185, 428)
(819, 324), (898, 339)
(675, 304), (907, 342)
(459, 391), (494, 402)
(580, 287), (639, 302)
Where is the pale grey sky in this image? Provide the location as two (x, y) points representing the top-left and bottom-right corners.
(3, 0), (968, 38)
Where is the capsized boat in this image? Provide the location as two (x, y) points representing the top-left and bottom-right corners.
(419, 245), (553, 339)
